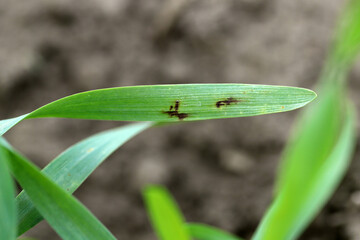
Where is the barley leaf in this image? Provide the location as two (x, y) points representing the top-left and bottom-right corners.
(186, 223), (243, 240)
(0, 114), (28, 136)
(329, 0), (360, 69)
(143, 185), (190, 240)
(0, 84), (316, 136)
(0, 139), (116, 240)
(0, 142), (16, 240)
(16, 122), (152, 236)
(252, 103), (355, 240)
(252, 0), (360, 238)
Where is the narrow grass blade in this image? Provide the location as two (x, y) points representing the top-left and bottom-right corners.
(0, 84), (316, 137)
(275, 85), (345, 196)
(1, 140), (116, 240)
(0, 114), (29, 136)
(16, 122), (152, 235)
(328, 0), (360, 70)
(186, 223), (243, 240)
(253, 0), (360, 238)
(143, 185), (190, 240)
(252, 103), (356, 240)
(275, 0), (360, 201)
(0, 143), (16, 240)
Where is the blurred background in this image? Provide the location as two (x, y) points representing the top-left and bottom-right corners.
(1, 0), (360, 239)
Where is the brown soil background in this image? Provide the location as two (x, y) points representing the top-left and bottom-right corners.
(1, 0), (360, 239)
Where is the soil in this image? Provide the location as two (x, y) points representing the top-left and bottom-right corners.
(1, 0), (360, 239)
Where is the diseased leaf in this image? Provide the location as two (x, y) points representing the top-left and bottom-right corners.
(0, 84), (316, 136)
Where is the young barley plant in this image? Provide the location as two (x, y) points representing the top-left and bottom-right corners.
(0, 84), (315, 240)
(2, 0), (359, 239)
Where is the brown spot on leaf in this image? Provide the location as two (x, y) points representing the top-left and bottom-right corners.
(163, 100), (189, 120)
(216, 97), (240, 108)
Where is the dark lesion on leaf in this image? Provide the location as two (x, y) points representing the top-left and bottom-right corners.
(163, 100), (189, 120)
(216, 97), (240, 108)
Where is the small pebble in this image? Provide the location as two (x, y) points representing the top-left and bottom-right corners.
(220, 149), (254, 174)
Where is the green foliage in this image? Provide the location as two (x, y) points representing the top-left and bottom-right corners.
(0, 84), (316, 136)
(252, 0), (360, 239)
(145, 1), (360, 239)
(0, 139), (116, 240)
(0, 82), (314, 239)
(143, 185), (243, 240)
(0, 143), (16, 240)
(16, 122), (152, 236)
(2, 0), (358, 239)
(143, 185), (190, 240)
(0, 114), (28, 137)
(252, 104), (355, 240)
(329, 0), (360, 69)
(186, 223), (243, 240)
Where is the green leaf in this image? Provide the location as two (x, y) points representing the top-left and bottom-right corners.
(186, 223), (243, 240)
(0, 142), (16, 240)
(328, 0), (360, 70)
(0, 139), (116, 240)
(143, 185), (190, 240)
(252, 103), (356, 240)
(275, 85), (345, 196)
(0, 114), (28, 136)
(255, 79), (347, 240)
(0, 84), (316, 136)
(253, 0), (360, 238)
(16, 122), (152, 235)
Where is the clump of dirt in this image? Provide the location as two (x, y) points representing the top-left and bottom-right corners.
(1, 0), (359, 239)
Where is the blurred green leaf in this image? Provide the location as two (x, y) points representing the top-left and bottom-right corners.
(16, 122), (152, 235)
(0, 142), (16, 240)
(252, 103), (356, 240)
(186, 223), (243, 240)
(1, 139), (116, 240)
(253, 0), (360, 238)
(143, 185), (190, 240)
(275, 85), (345, 197)
(328, 0), (360, 70)
(0, 84), (316, 136)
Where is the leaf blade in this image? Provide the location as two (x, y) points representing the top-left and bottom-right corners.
(0, 84), (316, 137)
(28, 84), (316, 121)
(1, 140), (116, 240)
(0, 114), (28, 136)
(143, 185), (190, 240)
(186, 223), (243, 240)
(0, 142), (16, 240)
(16, 122), (152, 235)
(252, 103), (356, 240)
(253, 0), (360, 238)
